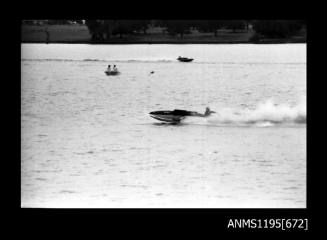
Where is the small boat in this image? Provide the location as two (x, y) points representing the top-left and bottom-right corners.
(149, 107), (215, 123)
(105, 70), (120, 76)
(177, 56), (193, 62)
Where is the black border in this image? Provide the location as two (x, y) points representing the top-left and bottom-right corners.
(14, 3), (314, 233)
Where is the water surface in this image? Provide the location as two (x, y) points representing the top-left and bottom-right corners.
(21, 44), (306, 208)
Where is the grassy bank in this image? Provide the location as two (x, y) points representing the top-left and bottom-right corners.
(21, 24), (306, 44)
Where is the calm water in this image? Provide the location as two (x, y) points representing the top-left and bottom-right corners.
(21, 44), (306, 208)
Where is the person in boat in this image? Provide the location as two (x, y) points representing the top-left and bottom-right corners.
(113, 65), (118, 72)
(106, 65), (111, 72)
(172, 107), (216, 117)
(188, 107), (215, 117)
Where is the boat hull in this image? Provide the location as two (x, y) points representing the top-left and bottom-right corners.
(105, 71), (120, 75)
(149, 110), (193, 123)
(150, 114), (185, 123)
(177, 58), (193, 62)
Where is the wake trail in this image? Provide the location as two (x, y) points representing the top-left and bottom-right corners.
(183, 99), (306, 127)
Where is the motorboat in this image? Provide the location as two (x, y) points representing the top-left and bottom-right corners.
(177, 56), (194, 62)
(149, 107), (215, 123)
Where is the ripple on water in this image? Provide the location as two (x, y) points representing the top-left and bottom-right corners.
(111, 149), (123, 152)
(35, 177), (47, 181)
(69, 173), (81, 176)
(282, 186), (299, 190)
(220, 172), (231, 176)
(251, 159), (269, 163)
(120, 184), (149, 189)
(259, 163), (275, 167)
(37, 134), (48, 137)
(59, 190), (76, 194)
(74, 150), (96, 155)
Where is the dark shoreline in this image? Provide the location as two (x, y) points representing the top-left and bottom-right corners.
(21, 24), (306, 45)
(21, 40), (306, 44)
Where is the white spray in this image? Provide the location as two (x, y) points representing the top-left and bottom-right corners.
(184, 98), (306, 126)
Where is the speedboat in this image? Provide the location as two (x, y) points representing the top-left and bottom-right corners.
(177, 56), (193, 62)
(149, 110), (189, 123)
(149, 107), (215, 123)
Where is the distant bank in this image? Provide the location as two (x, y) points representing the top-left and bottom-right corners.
(21, 24), (306, 44)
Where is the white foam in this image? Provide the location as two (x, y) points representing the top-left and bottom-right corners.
(186, 98), (306, 127)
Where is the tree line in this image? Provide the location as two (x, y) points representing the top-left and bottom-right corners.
(251, 20), (305, 39)
(23, 20), (85, 25)
(23, 20), (306, 41)
(85, 20), (151, 40)
(84, 20), (253, 41)
(84, 20), (305, 42)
